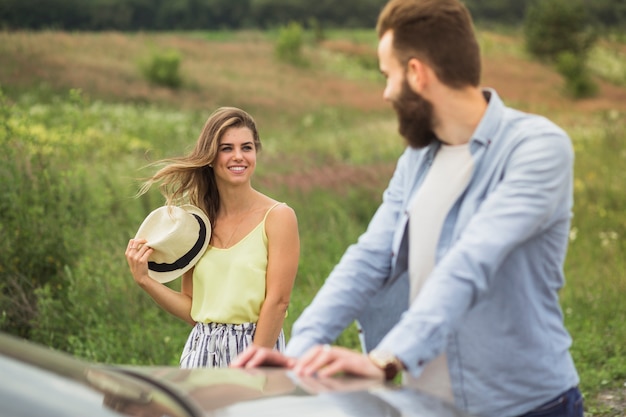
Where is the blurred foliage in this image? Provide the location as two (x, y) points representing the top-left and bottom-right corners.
(555, 52), (598, 99)
(524, 0), (598, 98)
(0, 89), (91, 338)
(524, 0), (597, 62)
(1, 0), (625, 30)
(563, 110), (626, 409)
(275, 21), (307, 67)
(139, 49), (183, 89)
(588, 41), (626, 88)
(0, 87), (201, 358)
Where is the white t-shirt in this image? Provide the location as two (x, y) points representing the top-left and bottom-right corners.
(406, 143), (474, 402)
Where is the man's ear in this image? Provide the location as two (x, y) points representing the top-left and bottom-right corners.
(406, 57), (428, 92)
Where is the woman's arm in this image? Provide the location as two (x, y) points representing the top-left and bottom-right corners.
(126, 238), (195, 325)
(253, 204), (300, 348)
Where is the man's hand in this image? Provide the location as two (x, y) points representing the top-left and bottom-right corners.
(230, 345), (296, 369)
(293, 345), (385, 380)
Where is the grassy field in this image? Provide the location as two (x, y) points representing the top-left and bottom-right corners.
(1, 28), (625, 415)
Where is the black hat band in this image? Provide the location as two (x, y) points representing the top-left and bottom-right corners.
(148, 214), (207, 273)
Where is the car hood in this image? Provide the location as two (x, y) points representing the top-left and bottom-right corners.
(1, 332), (471, 417)
(115, 366), (471, 417)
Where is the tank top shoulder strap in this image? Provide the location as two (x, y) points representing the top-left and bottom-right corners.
(263, 202), (284, 223)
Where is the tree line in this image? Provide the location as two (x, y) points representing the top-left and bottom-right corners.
(1, 0), (624, 31)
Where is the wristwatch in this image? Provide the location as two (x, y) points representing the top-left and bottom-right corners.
(368, 349), (404, 381)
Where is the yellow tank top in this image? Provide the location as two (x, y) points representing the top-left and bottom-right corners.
(190, 203), (282, 324)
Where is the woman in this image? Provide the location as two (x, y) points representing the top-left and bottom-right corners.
(125, 107), (300, 368)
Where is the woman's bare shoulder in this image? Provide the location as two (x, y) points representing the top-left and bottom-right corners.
(263, 200), (297, 233)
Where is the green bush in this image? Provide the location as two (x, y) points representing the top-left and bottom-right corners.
(275, 21), (307, 66)
(524, 0), (597, 63)
(524, 0), (598, 98)
(555, 51), (598, 99)
(139, 49), (183, 88)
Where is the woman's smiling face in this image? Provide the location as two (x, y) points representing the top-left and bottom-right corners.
(213, 126), (257, 185)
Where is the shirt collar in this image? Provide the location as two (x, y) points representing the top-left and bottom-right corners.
(469, 88), (504, 148)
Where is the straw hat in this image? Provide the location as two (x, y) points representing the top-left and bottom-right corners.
(134, 205), (211, 283)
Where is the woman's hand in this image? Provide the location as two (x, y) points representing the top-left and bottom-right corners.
(230, 345), (297, 369)
(125, 238), (154, 287)
(125, 239), (194, 324)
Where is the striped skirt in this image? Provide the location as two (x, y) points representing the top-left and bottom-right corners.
(179, 322), (285, 368)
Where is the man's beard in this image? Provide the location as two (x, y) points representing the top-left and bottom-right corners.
(392, 79), (437, 149)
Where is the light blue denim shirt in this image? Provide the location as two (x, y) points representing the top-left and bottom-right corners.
(286, 89), (579, 417)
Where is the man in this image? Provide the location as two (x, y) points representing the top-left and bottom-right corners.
(232, 1), (582, 416)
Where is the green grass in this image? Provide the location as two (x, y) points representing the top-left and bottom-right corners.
(563, 111), (626, 410)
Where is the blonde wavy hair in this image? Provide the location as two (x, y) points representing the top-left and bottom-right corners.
(139, 107), (261, 227)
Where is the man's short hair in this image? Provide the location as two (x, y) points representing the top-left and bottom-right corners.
(377, 0), (481, 88)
